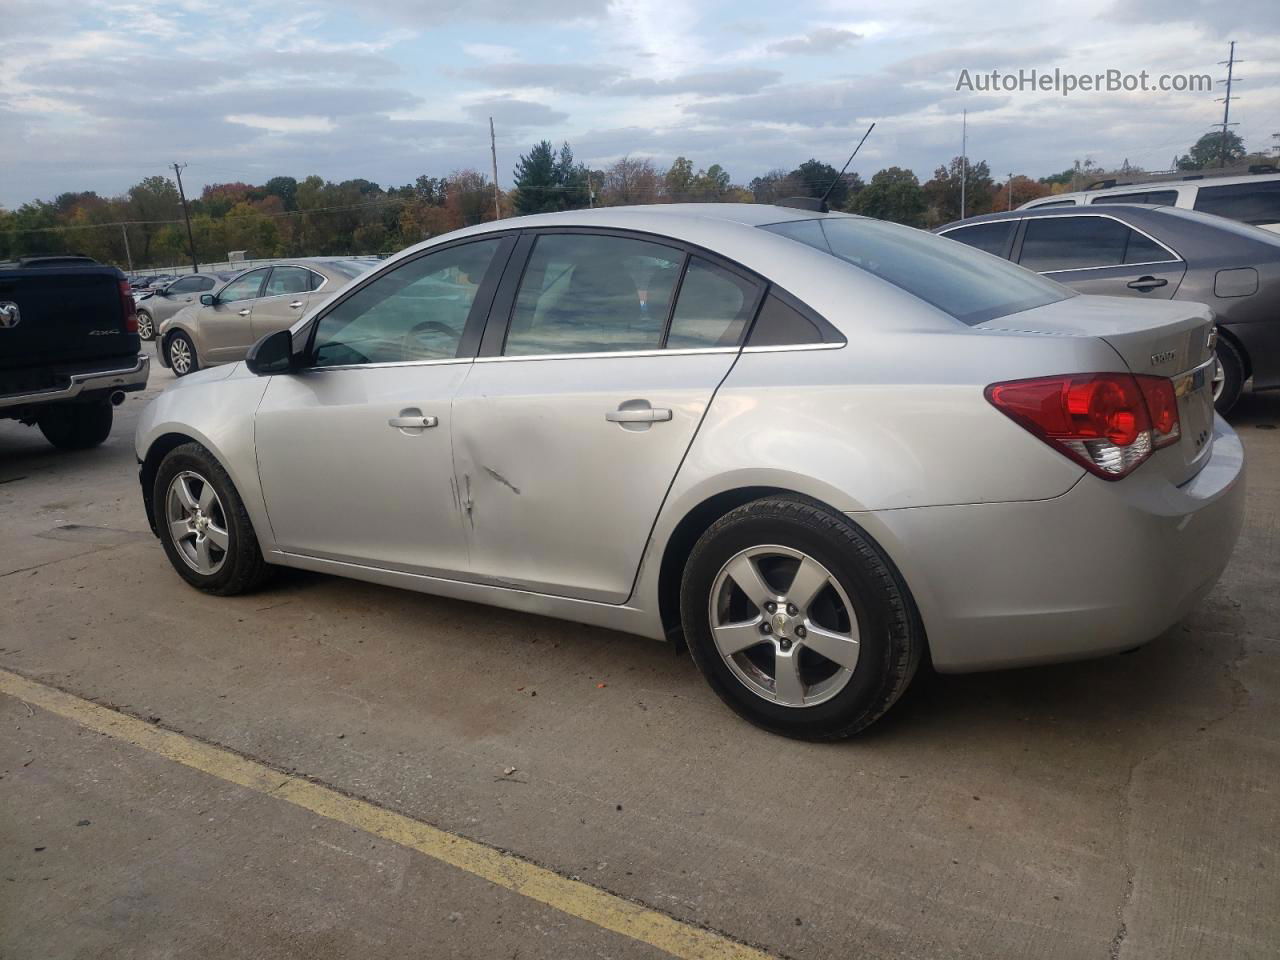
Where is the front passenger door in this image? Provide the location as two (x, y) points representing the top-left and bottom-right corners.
(250, 265), (316, 342)
(254, 237), (512, 577)
(201, 268), (268, 361)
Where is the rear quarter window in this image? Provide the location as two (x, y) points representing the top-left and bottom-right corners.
(1193, 180), (1280, 226)
(762, 217), (1072, 326)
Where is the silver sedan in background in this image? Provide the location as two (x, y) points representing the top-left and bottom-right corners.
(136, 204), (1245, 739)
(156, 257), (377, 375)
(135, 271), (236, 341)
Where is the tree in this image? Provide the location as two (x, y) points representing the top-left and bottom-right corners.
(445, 169), (498, 227)
(849, 167), (926, 225)
(748, 169), (791, 203)
(1178, 131), (1246, 170)
(783, 159), (862, 209)
(127, 175), (182, 262)
(991, 175), (1051, 212)
(664, 157), (696, 200)
(264, 176), (299, 211)
(922, 157), (994, 225)
(601, 157), (662, 206)
(512, 141), (589, 214)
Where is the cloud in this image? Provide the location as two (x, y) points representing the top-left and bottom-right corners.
(321, 0), (611, 23)
(458, 63), (625, 95)
(1107, 0), (1280, 35)
(607, 69), (783, 97)
(465, 97), (569, 127)
(767, 28), (861, 56)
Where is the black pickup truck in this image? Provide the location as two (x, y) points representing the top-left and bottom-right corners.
(0, 255), (150, 449)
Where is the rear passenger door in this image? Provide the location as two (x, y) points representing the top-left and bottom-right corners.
(451, 230), (763, 603)
(1014, 214), (1185, 299)
(249, 265), (319, 342)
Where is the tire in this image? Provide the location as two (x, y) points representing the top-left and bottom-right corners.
(136, 310), (155, 341)
(1213, 337), (1245, 415)
(680, 497), (923, 740)
(152, 442), (273, 595)
(36, 401), (114, 450)
(166, 331), (198, 377)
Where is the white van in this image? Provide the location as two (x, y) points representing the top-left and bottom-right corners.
(1019, 171), (1280, 233)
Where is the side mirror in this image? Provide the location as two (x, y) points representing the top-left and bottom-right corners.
(245, 329), (298, 376)
(199, 293), (216, 306)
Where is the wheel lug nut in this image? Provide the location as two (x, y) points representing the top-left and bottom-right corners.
(796, 626), (807, 639)
(760, 622), (772, 634)
(764, 601), (776, 614)
(779, 638), (792, 651)
(786, 603), (797, 616)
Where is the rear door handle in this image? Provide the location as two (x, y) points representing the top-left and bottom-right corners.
(288, 300), (304, 309)
(238, 308), (251, 316)
(605, 407), (672, 423)
(388, 415), (438, 429)
(1127, 276), (1168, 291)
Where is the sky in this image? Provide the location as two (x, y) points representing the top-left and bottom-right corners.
(1, 0), (1277, 207)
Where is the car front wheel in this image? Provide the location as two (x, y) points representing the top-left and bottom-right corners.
(153, 442), (273, 595)
(167, 331), (198, 376)
(680, 497), (923, 740)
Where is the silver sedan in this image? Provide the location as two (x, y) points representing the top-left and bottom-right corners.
(135, 204), (1245, 739)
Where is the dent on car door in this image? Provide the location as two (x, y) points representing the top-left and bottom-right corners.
(451, 232), (762, 604)
(253, 237), (512, 576)
(1016, 215), (1185, 298)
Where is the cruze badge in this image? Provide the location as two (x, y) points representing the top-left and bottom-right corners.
(1151, 349), (1176, 366)
(0, 302), (19, 329)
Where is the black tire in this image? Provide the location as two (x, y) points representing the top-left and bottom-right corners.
(136, 309), (155, 341)
(166, 330), (198, 377)
(1213, 337), (1245, 415)
(37, 401), (114, 450)
(152, 442), (273, 595)
(680, 497), (923, 740)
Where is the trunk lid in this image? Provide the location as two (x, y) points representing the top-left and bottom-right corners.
(981, 294), (1216, 485)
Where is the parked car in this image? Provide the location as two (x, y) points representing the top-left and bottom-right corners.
(1, 255), (149, 449)
(135, 272), (235, 341)
(1019, 169), (1280, 233)
(135, 205), (1244, 739)
(935, 204), (1280, 412)
(155, 258), (376, 375)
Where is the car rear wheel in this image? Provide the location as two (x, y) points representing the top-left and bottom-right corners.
(1213, 337), (1244, 415)
(153, 442), (273, 595)
(680, 497), (923, 740)
(37, 401), (114, 450)
(167, 331), (198, 377)
(136, 310), (155, 340)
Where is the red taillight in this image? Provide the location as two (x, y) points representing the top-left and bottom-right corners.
(986, 372), (1180, 480)
(119, 278), (137, 334)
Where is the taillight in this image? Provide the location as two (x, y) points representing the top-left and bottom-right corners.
(119, 278), (137, 334)
(986, 372), (1180, 480)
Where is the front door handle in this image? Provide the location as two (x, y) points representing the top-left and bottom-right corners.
(1127, 276), (1168, 291)
(605, 406), (673, 423)
(288, 300), (304, 309)
(238, 308), (251, 316)
(388, 415), (438, 429)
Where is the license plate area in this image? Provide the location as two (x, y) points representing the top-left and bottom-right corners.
(1174, 360), (1215, 463)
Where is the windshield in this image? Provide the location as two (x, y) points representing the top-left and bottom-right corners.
(761, 216), (1074, 325)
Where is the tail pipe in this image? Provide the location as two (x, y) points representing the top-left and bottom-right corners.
(110, 391), (126, 406)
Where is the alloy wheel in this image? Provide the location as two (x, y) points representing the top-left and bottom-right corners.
(169, 336), (192, 375)
(1212, 356), (1226, 402)
(709, 545), (860, 707)
(165, 470), (229, 574)
(137, 312), (154, 339)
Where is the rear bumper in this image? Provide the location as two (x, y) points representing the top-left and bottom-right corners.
(859, 416), (1246, 673)
(0, 353), (149, 411)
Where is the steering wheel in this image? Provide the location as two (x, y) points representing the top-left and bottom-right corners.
(401, 320), (456, 359)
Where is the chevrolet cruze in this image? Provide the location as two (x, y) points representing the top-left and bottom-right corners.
(135, 204), (1245, 739)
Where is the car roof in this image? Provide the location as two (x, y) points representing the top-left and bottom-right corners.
(936, 203), (1168, 232)
(1021, 171), (1280, 207)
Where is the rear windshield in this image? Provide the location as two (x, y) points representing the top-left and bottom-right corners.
(330, 259), (380, 279)
(762, 217), (1073, 325)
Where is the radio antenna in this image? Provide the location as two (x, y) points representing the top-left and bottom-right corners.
(818, 122), (875, 208)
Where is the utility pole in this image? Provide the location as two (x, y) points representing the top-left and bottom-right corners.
(489, 117), (502, 220)
(1007, 173), (1014, 211)
(172, 162), (199, 272)
(120, 224), (134, 274)
(1216, 41), (1240, 168)
(960, 110), (967, 219)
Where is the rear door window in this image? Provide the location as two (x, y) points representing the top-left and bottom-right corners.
(665, 258), (760, 349)
(941, 221), (1016, 257)
(1090, 190), (1179, 206)
(265, 266), (313, 298)
(1193, 180), (1280, 226)
(504, 234), (682, 356)
(1019, 216), (1176, 272)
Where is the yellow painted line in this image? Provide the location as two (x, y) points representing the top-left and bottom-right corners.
(0, 668), (773, 960)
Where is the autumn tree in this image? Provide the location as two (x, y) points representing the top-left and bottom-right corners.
(601, 157), (663, 205)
